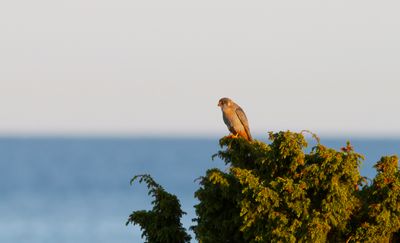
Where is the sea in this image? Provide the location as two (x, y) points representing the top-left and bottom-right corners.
(0, 136), (398, 243)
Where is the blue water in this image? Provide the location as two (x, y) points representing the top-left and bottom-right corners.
(0, 137), (398, 243)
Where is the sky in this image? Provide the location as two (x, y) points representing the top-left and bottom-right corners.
(1, 1), (400, 137)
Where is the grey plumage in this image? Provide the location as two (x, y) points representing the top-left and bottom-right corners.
(218, 97), (253, 141)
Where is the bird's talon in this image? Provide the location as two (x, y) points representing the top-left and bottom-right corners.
(224, 134), (240, 140)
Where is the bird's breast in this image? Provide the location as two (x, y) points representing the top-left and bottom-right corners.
(222, 108), (245, 131)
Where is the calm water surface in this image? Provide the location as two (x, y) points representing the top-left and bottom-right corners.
(0, 137), (398, 243)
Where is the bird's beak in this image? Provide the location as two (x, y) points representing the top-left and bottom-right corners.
(217, 102), (221, 107)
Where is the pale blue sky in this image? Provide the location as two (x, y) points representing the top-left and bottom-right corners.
(1, 1), (399, 137)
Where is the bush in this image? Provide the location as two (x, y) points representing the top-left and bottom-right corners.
(128, 131), (400, 243)
(126, 175), (191, 243)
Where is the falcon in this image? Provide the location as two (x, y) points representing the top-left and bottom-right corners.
(218, 97), (253, 141)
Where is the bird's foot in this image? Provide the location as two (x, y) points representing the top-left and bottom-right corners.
(226, 133), (239, 139)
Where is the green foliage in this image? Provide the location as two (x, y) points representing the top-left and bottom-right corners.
(192, 131), (400, 243)
(128, 131), (400, 243)
(126, 174), (191, 243)
(191, 169), (244, 242)
(352, 155), (400, 242)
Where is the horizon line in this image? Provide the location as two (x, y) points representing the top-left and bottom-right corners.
(0, 131), (400, 140)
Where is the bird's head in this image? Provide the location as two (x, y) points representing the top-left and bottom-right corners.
(218, 97), (233, 108)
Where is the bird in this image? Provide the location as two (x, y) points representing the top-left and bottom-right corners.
(218, 97), (253, 141)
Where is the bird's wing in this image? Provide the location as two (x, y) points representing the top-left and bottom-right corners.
(235, 107), (252, 141)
